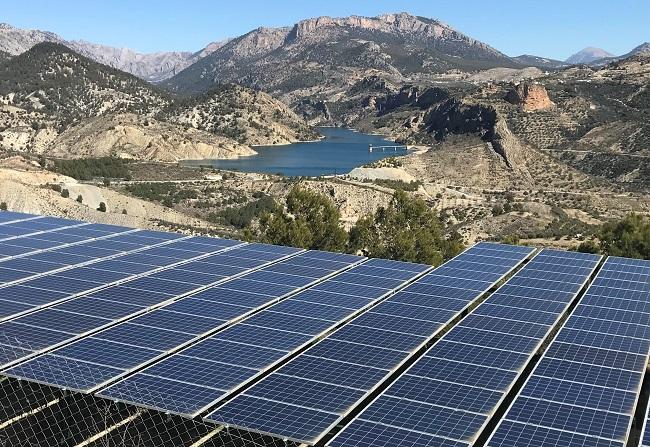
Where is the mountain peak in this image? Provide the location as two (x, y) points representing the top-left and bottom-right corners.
(565, 47), (614, 64)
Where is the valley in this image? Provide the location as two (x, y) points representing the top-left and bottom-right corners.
(0, 12), (648, 256)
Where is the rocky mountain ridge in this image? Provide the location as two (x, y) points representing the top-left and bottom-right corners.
(0, 23), (226, 82)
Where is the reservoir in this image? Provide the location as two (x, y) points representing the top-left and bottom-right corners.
(181, 127), (409, 177)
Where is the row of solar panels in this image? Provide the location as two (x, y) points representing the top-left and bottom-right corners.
(1, 211), (650, 447)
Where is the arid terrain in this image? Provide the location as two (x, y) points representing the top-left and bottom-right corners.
(0, 13), (648, 251)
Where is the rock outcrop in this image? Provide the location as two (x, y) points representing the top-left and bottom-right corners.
(505, 83), (554, 111)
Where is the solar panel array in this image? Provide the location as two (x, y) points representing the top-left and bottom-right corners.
(0, 242), (307, 371)
(3, 249), (358, 393)
(3, 211), (650, 447)
(327, 249), (601, 447)
(206, 243), (534, 444)
(98, 258), (430, 417)
(487, 256), (650, 447)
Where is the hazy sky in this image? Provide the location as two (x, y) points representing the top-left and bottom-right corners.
(4, 0), (649, 60)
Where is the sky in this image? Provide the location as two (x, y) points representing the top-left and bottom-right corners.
(3, 0), (649, 60)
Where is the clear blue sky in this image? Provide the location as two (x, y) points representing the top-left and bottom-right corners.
(4, 0), (649, 60)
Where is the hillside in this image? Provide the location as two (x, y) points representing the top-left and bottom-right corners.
(164, 12), (521, 96)
(0, 43), (316, 160)
(160, 85), (319, 145)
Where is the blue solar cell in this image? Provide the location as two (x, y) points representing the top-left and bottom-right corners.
(242, 270), (314, 287)
(305, 339), (407, 369)
(534, 357), (641, 390)
(220, 279), (297, 296)
(55, 338), (160, 369)
(488, 420), (624, 447)
(522, 375), (637, 414)
(0, 268), (32, 283)
(123, 277), (199, 296)
(360, 395), (486, 441)
(0, 299), (32, 319)
(370, 301), (458, 322)
(388, 374), (501, 413)
(53, 297), (144, 320)
(162, 298), (247, 321)
(149, 268), (223, 286)
(129, 310), (220, 335)
(89, 260), (157, 275)
(351, 311), (446, 336)
(278, 355), (389, 390)
(545, 341), (646, 371)
(292, 289), (373, 309)
(555, 328), (650, 355)
(507, 396), (630, 440)
(14, 309), (109, 334)
(206, 394), (337, 444)
(95, 323), (194, 351)
(332, 272), (404, 289)
(145, 355), (255, 390)
(442, 327), (540, 353)
(176, 262), (246, 277)
(218, 324), (312, 351)
(24, 275), (102, 295)
(4, 354), (122, 391)
(180, 338), (286, 369)
(56, 268), (132, 284)
(100, 373), (220, 415)
(407, 357), (518, 391)
(1, 258), (64, 273)
(1, 285), (69, 306)
(189, 287), (272, 308)
(90, 286), (172, 307)
(269, 299), (354, 321)
(244, 311), (334, 335)
(0, 322), (72, 350)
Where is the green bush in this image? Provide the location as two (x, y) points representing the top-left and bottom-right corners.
(53, 157), (130, 181)
(61, 189), (69, 198)
(97, 202), (106, 212)
(0, 202), (7, 211)
(76, 195), (83, 203)
(212, 195), (277, 229)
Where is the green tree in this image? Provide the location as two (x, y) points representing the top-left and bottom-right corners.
(76, 195), (83, 203)
(97, 202), (107, 212)
(61, 189), (69, 198)
(259, 186), (347, 251)
(0, 202), (7, 211)
(597, 214), (650, 259)
(349, 190), (464, 266)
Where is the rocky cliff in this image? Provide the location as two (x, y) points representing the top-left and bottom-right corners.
(505, 83), (554, 111)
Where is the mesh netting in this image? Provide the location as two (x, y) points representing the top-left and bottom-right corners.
(1, 376), (298, 447)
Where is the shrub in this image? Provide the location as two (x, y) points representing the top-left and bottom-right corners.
(97, 202), (107, 212)
(0, 202), (7, 211)
(61, 189), (69, 198)
(76, 195), (83, 203)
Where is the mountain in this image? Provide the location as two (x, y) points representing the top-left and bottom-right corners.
(0, 42), (169, 126)
(512, 54), (566, 69)
(164, 12), (521, 96)
(0, 23), (226, 82)
(0, 43), (316, 160)
(565, 47), (614, 64)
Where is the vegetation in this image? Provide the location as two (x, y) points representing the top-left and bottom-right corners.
(578, 214), (650, 259)
(0, 202), (7, 211)
(53, 157), (130, 181)
(61, 189), (69, 198)
(369, 179), (422, 192)
(97, 202), (107, 212)
(349, 190), (464, 265)
(259, 187), (348, 252)
(256, 186), (463, 265)
(211, 194), (277, 229)
(76, 195), (83, 204)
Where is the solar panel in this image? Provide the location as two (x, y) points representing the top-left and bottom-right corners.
(0, 242), (288, 370)
(0, 235), (242, 321)
(485, 256), (650, 447)
(204, 243), (534, 444)
(3, 250), (358, 393)
(325, 250), (600, 447)
(97, 258), (430, 416)
(0, 211), (45, 224)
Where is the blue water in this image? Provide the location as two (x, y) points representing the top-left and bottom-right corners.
(181, 127), (408, 177)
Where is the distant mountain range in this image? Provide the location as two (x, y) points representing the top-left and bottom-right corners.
(0, 23), (229, 82)
(1, 15), (647, 90)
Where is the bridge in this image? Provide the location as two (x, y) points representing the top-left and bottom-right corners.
(368, 144), (408, 152)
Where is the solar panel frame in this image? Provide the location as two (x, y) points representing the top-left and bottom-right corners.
(485, 256), (650, 447)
